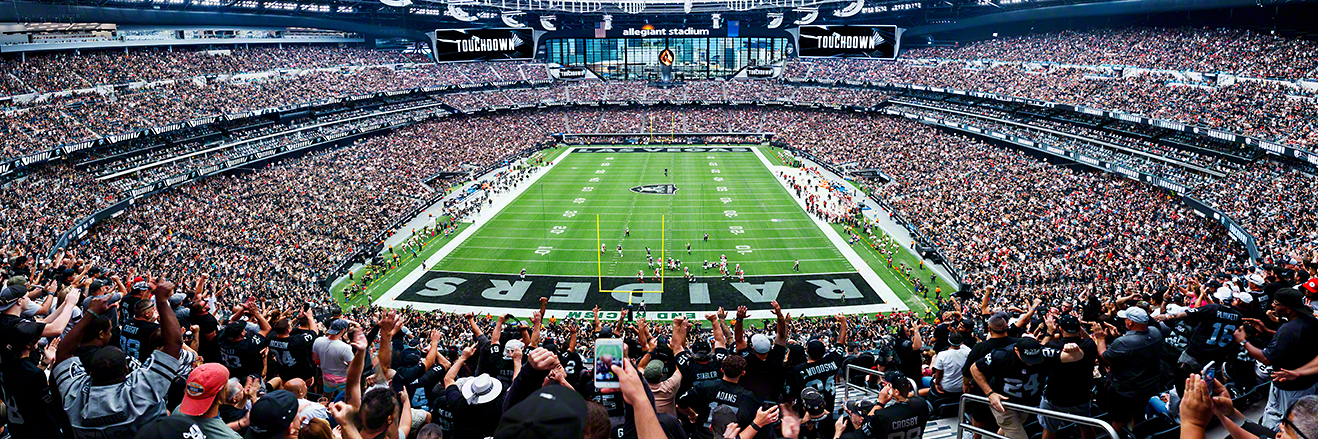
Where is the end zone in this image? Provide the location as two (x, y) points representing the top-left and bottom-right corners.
(377, 270), (901, 319)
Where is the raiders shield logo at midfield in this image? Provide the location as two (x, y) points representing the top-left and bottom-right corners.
(631, 184), (678, 195)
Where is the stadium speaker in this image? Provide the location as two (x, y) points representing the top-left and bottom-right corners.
(918, 247), (942, 263)
(956, 284), (974, 300)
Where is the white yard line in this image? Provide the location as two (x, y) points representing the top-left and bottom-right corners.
(376, 148), (576, 308)
(749, 147), (908, 313)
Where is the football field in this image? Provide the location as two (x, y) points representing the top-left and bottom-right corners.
(376, 145), (906, 318)
(433, 146), (854, 277)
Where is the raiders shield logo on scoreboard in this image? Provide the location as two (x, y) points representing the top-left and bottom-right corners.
(631, 184), (678, 195)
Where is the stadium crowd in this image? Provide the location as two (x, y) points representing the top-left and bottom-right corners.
(3, 28), (1318, 438)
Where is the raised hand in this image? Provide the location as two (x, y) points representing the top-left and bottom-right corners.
(528, 347), (560, 371)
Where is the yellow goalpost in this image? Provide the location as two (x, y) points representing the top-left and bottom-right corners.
(598, 214), (664, 297)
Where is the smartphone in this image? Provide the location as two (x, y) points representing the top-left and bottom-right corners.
(1202, 361), (1217, 386)
(594, 338), (624, 388)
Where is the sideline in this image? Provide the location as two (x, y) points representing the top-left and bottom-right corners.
(375, 147), (576, 308)
(749, 147), (907, 312)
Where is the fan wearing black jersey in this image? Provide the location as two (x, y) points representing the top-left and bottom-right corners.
(847, 372), (929, 439)
(119, 298), (161, 364)
(969, 338), (1085, 439)
(1154, 287), (1250, 391)
(217, 301), (272, 381)
(674, 315), (730, 397)
(1038, 314), (1099, 439)
(678, 355), (764, 439)
(786, 314), (849, 439)
(672, 315), (731, 439)
(268, 309), (319, 384)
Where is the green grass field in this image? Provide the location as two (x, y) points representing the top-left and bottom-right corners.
(430, 147), (855, 278)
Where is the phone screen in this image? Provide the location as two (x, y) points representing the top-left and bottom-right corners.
(594, 338), (624, 388)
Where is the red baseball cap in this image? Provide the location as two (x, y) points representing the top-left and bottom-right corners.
(1304, 278), (1318, 294)
(179, 363), (230, 416)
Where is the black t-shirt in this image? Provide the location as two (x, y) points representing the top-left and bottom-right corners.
(194, 312), (221, 362)
(894, 336), (923, 382)
(119, 319), (161, 364)
(558, 350), (588, 390)
(219, 332), (270, 380)
(860, 398), (931, 439)
(676, 348), (729, 397)
(738, 344), (787, 400)
(391, 354), (429, 394)
(477, 337), (516, 386)
(961, 336), (1018, 395)
(269, 328), (317, 380)
(586, 384), (626, 418)
(416, 364), (454, 434)
(1184, 304), (1245, 362)
(677, 379), (761, 439)
(932, 323), (952, 352)
(1, 354), (59, 436)
(219, 404), (248, 423)
(974, 347), (1059, 406)
(787, 345), (846, 409)
(1042, 336), (1098, 406)
(1263, 315), (1318, 391)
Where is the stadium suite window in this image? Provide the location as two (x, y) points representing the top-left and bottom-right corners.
(546, 37), (786, 80)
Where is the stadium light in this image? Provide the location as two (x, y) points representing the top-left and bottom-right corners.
(501, 11), (528, 27)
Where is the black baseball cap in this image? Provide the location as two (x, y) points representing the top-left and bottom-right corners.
(245, 390), (299, 439)
(800, 387), (825, 415)
(1015, 338), (1046, 366)
(494, 385), (587, 439)
(0, 285), (26, 311)
(1276, 288), (1313, 316)
(225, 321), (247, 338)
(845, 398), (876, 415)
(806, 340), (826, 360)
(885, 371), (913, 395)
(1057, 315), (1081, 333)
(691, 340), (712, 360)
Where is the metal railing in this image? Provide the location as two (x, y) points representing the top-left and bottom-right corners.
(956, 393), (1120, 439)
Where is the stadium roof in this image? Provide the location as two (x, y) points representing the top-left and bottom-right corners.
(4, 0), (1318, 40)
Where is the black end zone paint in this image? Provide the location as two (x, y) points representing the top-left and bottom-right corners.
(395, 271), (884, 316)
